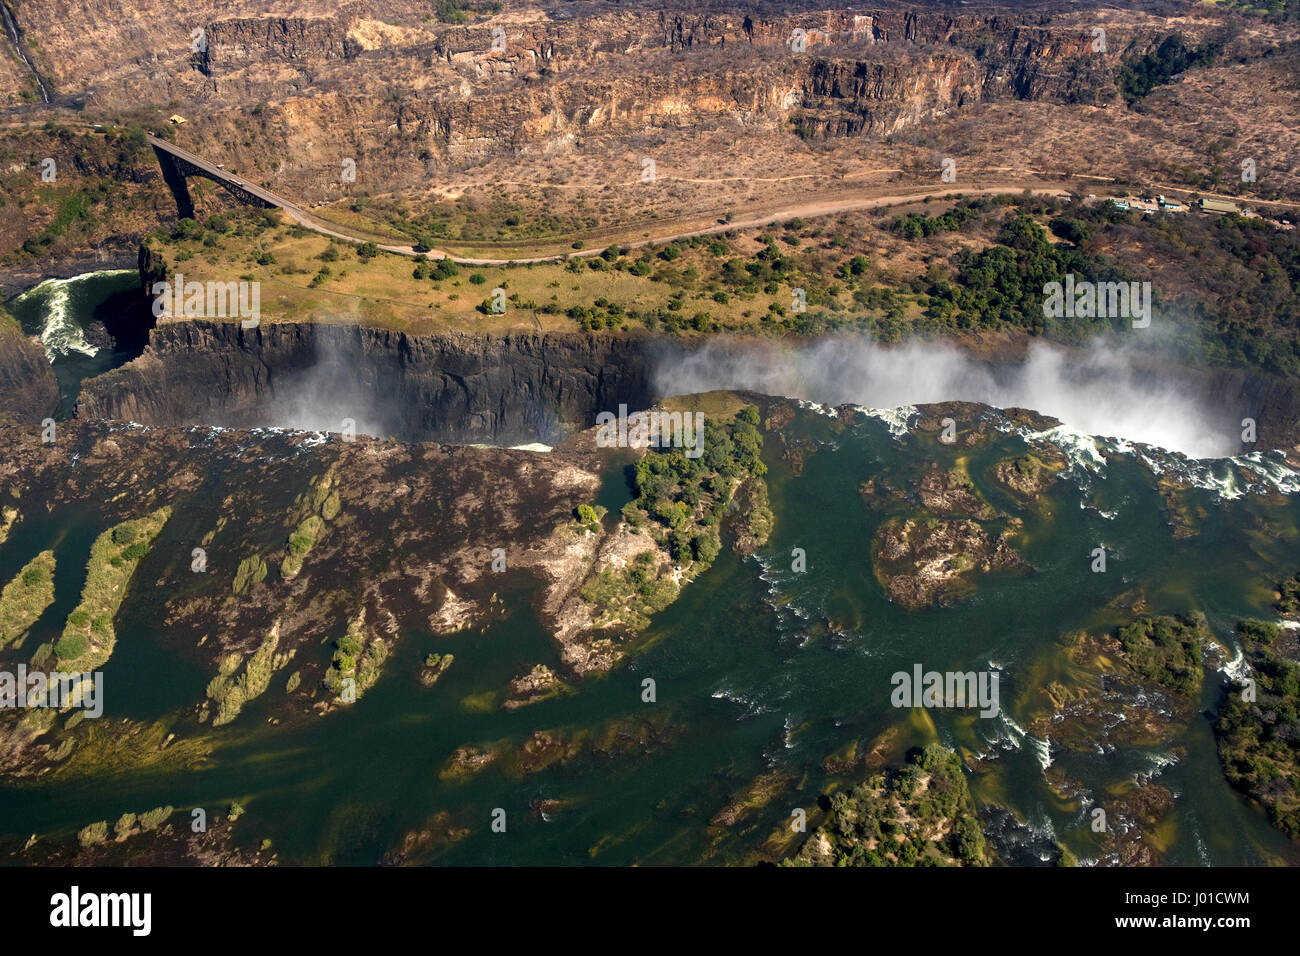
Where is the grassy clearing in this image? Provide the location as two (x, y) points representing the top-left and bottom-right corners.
(281, 470), (341, 580)
(145, 193), (1300, 375)
(0, 504), (18, 545)
(140, 203), (926, 336)
(206, 627), (293, 726)
(232, 554), (268, 595)
(324, 609), (388, 702)
(0, 550), (56, 650)
(54, 508), (171, 669)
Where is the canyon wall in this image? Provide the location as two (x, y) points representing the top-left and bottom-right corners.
(0, 313), (58, 424)
(1, 1), (1194, 195)
(71, 316), (1300, 453)
(74, 321), (659, 444)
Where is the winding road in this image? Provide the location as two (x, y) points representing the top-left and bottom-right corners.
(148, 136), (1073, 264)
(148, 134), (1296, 267)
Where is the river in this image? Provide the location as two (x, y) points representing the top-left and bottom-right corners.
(0, 403), (1296, 865)
(6, 270), (148, 417)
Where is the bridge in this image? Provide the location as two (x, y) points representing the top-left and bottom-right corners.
(148, 132), (1300, 270)
(150, 134), (290, 220)
(147, 133), (430, 256)
(153, 134), (1200, 267)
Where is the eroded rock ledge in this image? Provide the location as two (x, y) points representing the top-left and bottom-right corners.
(74, 322), (657, 445)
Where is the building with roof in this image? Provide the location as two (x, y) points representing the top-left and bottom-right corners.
(1198, 197), (1239, 214)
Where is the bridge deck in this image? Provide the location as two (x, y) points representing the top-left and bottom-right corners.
(149, 135), (292, 211)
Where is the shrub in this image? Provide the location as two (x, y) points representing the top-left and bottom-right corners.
(620, 501), (643, 528)
(78, 821), (109, 847)
(121, 542), (150, 561)
(338, 632), (364, 658)
(20, 564), (49, 588)
(111, 524), (138, 546)
(321, 491), (342, 521)
(693, 533), (721, 564)
(232, 555), (268, 595)
(576, 503), (606, 533)
(139, 806), (173, 831)
(54, 632), (88, 662)
(171, 218), (202, 242)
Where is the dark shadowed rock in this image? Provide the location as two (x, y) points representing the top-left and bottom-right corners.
(0, 311), (58, 426)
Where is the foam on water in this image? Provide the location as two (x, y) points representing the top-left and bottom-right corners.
(1027, 734), (1053, 771)
(1001, 711), (1030, 739)
(752, 552), (832, 648)
(1234, 451), (1300, 495)
(1025, 425), (1107, 475)
(1027, 809), (1058, 843)
(1139, 449), (1300, 500)
(709, 685), (772, 720)
(1221, 641), (1250, 683)
(1015, 416), (1300, 501)
(855, 404), (918, 439)
(988, 709), (1052, 769)
(1191, 822), (1212, 867)
(986, 712), (1026, 753)
(796, 399), (839, 419)
(1136, 750), (1180, 785)
(467, 442), (553, 453)
(13, 270), (133, 360)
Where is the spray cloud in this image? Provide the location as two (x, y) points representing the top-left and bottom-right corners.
(653, 336), (1243, 459)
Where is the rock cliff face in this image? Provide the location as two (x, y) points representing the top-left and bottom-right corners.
(1204, 365), (1300, 454)
(0, 1), (1188, 194)
(74, 321), (658, 444)
(71, 314), (1300, 454)
(195, 16), (361, 74)
(223, 8), (1133, 186)
(0, 313), (58, 425)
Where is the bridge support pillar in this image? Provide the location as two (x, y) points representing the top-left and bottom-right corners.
(153, 146), (195, 221)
